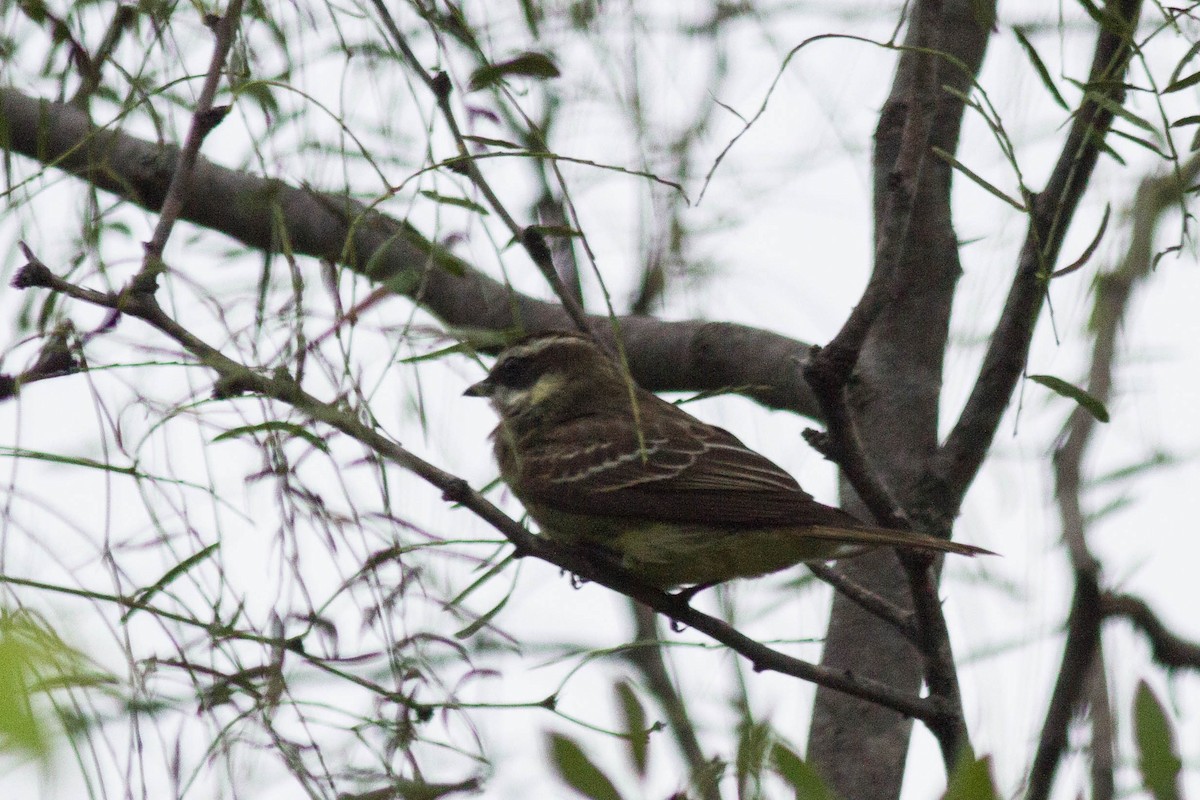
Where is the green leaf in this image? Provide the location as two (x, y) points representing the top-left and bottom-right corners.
(1013, 28), (1069, 110)
(0, 623), (49, 759)
(461, 134), (523, 149)
(932, 147), (1027, 211)
(1074, 0), (1131, 36)
(1132, 681), (1180, 800)
(123, 544), (220, 621)
(417, 190), (489, 215)
(944, 755), (1001, 800)
(212, 421), (330, 452)
(0, 611), (93, 761)
(452, 596), (508, 639)
(1169, 114), (1200, 128)
(1084, 89), (1159, 136)
(613, 681), (649, 777)
(1108, 128), (1169, 159)
(1164, 69), (1200, 94)
(547, 733), (625, 800)
(1052, 203), (1110, 279)
(736, 720), (772, 797)
(398, 342), (476, 365)
(1135, 681), (1183, 800)
(1027, 374), (1110, 422)
(469, 52), (560, 91)
(1089, 451), (1174, 487)
(1168, 40), (1200, 88)
(771, 743), (835, 800)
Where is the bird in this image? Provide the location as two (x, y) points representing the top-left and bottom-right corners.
(464, 331), (991, 589)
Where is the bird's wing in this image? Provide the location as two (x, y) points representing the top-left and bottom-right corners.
(512, 405), (860, 528)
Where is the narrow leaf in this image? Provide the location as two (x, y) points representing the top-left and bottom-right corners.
(1134, 681), (1182, 800)
(547, 733), (624, 800)
(1028, 374), (1110, 422)
(418, 190), (489, 215)
(1013, 28), (1069, 110)
(932, 147), (1027, 211)
(613, 681), (649, 777)
(1085, 89), (1159, 135)
(453, 596), (508, 639)
(213, 421), (329, 453)
(1164, 69), (1200, 94)
(1168, 40), (1200, 88)
(1074, 0), (1130, 35)
(771, 743), (835, 800)
(1169, 115), (1200, 128)
(399, 342), (471, 364)
(124, 544), (220, 620)
(944, 755), (1002, 800)
(1052, 204), (1110, 278)
(1108, 128), (1169, 159)
(469, 52), (560, 91)
(462, 134), (523, 149)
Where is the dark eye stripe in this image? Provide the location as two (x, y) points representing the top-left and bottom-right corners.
(492, 356), (537, 389)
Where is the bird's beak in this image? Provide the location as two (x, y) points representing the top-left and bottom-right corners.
(464, 378), (494, 398)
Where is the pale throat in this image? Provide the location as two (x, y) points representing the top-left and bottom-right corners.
(493, 372), (569, 418)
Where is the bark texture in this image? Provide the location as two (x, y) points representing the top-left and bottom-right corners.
(806, 3), (993, 797)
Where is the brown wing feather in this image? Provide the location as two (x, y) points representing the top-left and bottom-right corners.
(510, 403), (861, 528)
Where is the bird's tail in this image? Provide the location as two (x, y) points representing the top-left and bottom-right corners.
(803, 525), (994, 558)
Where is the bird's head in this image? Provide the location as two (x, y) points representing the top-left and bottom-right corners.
(464, 332), (629, 431)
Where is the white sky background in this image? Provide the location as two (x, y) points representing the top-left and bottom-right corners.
(0, 1), (1198, 799)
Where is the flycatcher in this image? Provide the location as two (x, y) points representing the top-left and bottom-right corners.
(465, 332), (989, 588)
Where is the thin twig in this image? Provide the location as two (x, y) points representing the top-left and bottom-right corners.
(11, 251), (957, 727)
(807, 562), (917, 641)
(801, 0), (945, 532)
(623, 603), (720, 800)
(139, 3), (242, 276)
(69, 4), (137, 109)
(369, 1), (591, 336)
(802, 0), (972, 767)
(1028, 37), (1183, 800)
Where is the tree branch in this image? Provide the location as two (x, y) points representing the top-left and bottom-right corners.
(0, 86), (821, 418)
(1102, 594), (1200, 670)
(138, 2), (242, 277)
(928, 0), (1145, 510)
(10, 250), (957, 729)
(1028, 86), (1190, 800)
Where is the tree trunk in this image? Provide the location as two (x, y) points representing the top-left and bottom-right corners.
(806, 3), (993, 797)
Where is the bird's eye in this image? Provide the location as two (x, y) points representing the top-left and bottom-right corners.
(491, 356), (537, 389)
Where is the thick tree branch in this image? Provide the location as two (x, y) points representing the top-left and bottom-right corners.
(0, 86), (820, 418)
(11, 251), (957, 729)
(928, 0), (1145, 510)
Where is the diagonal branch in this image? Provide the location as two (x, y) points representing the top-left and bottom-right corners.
(10, 250), (957, 729)
(1102, 594), (1200, 670)
(927, 0), (1145, 511)
(369, 0), (591, 336)
(139, 1), (242, 275)
(0, 86), (820, 419)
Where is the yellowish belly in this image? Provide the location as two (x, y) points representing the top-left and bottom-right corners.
(523, 503), (858, 588)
